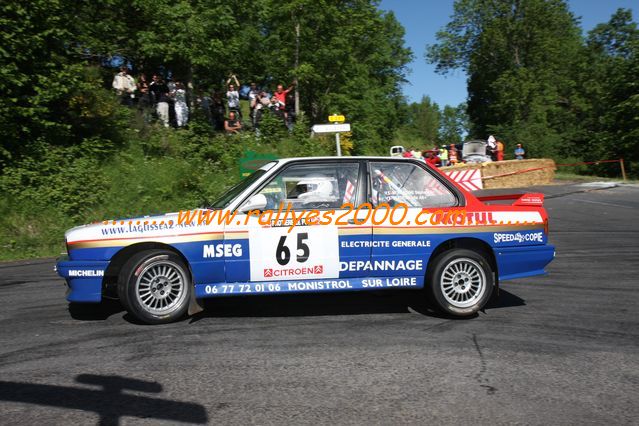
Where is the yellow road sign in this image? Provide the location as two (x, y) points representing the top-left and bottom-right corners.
(328, 114), (345, 123)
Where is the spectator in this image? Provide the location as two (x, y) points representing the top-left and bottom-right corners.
(449, 144), (459, 165)
(137, 73), (152, 122)
(210, 91), (226, 131)
(224, 111), (242, 134)
(253, 91), (270, 134)
(285, 91), (296, 131)
(197, 91), (213, 124)
(167, 78), (177, 127)
(148, 74), (162, 105)
(226, 74), (241, 117)
(248, 82), (259, 126)
(514, 143), (525, 160)
(151, 77), (170, 128)
(487, 135), (497, 160)
(274, 82), (295, 120)
(439, 145), (449, 166)
(112, 66), (136, 106)
(173, 82), (189, 127)
(167, 77), (176, 93)
(425, 150), (439, 167)
(496, 139), (505, 161)
(402, 147), (414, 158)
(137, 73), (150, 104)
(269, 95), (285, 120)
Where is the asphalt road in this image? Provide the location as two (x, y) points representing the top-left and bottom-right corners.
(1, 182), (638, 425)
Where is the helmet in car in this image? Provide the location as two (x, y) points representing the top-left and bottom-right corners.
(295, 177), (337, 203)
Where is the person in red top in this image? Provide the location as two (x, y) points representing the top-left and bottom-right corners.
(274, 82), (295, 120)
(425, 150), (440, 167)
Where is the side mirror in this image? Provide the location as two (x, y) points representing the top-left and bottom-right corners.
(240, 194), (267, 213)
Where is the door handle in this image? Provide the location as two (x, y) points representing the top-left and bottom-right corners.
(347, 219), (356, 224)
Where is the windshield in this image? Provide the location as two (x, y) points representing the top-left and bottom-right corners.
(209, 169), (268, 209)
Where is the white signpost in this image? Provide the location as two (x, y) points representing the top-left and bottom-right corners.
(312, 123), (351, 133)
(311, 115), (350, 156)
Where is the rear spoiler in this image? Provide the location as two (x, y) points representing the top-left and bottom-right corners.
(477, 193), (544, 206)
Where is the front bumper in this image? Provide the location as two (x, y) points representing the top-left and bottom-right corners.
(56, 255), (109, 302)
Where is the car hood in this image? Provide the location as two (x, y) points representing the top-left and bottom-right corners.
(64, 209), (220, 244)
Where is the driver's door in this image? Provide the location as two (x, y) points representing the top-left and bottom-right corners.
(224, 161), (369, 284)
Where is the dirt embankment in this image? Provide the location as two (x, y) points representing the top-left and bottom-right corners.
(442, 159), (556, 189)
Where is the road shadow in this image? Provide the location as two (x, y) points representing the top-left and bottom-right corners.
(485, 289), (526, 310)
(67, 289), (525, 324)
(190, 290), (470, 322)
(0, 374), (208, 425)
(68, 300), (125, 321)
(191, 289), (525, 322)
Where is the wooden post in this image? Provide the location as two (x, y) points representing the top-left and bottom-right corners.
(620, 158), (627, 182)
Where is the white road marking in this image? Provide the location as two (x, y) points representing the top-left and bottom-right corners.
(566, 197), (635, 209)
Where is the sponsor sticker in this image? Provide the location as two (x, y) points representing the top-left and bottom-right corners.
(203, 243), (243, 258)
(197, 276), (423, 296)
(249, 226), (339, 281)
(263, 265), (324, 278)
(339, 260), (423, 272)
(493, 231), (544, 244)
(68, 270), (104, 277)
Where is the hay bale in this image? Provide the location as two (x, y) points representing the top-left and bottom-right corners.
(442, 159), (556, 189)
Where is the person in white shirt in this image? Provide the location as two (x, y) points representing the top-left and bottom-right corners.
(487, 135), (497, 160)
(173, 82), (189, 127)
(112, 66), (136, 106)
(248, 82), (259, 126)
(226, 74), (241, 117)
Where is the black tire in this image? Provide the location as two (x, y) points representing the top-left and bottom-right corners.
(118, 249), (192, 324)
(427, 249), (494, 316)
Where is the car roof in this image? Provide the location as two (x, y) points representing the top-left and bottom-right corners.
(276, 156), (417, 164)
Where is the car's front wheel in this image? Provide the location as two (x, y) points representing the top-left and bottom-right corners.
(118, 250), (192, 324)
(427, 249), (494, 316)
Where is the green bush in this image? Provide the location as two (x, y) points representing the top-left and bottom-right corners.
(0, 112), (334, 260)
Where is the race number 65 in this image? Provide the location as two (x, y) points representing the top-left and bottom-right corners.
(276, 232), (309, 265)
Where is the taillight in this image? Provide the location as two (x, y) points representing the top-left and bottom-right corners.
(544, 217), (549, 235)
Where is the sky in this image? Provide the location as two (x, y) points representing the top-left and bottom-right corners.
(379, 0), (637, 107)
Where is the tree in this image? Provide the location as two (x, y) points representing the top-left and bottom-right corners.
(393, 96), (441, 149)
(439, 103), (469, 146)
(258, 0), (412, 153)
(578, 9), (639, 173)
(426, 0), (584, 158)
(0, 0), (413, 163)
(0, 0), (128, 164)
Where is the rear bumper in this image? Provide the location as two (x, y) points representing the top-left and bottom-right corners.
(496, 244), (555, 281)
(56, 255), (109, 302)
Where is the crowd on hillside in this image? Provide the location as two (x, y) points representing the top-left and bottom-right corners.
(112, 67), (296, 134)
(396, 135), (525, 166)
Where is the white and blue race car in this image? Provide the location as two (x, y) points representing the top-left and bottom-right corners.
(56, 157), (555, 324)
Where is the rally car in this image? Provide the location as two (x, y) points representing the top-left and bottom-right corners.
(56, 157), (555, 324)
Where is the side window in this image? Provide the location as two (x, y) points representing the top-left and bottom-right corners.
(252, 163), (360, 210)
(369, 162), (457, 208)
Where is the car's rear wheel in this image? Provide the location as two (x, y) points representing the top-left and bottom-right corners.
(118, 250), (191, 324)
(427, 249), (493, 316)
